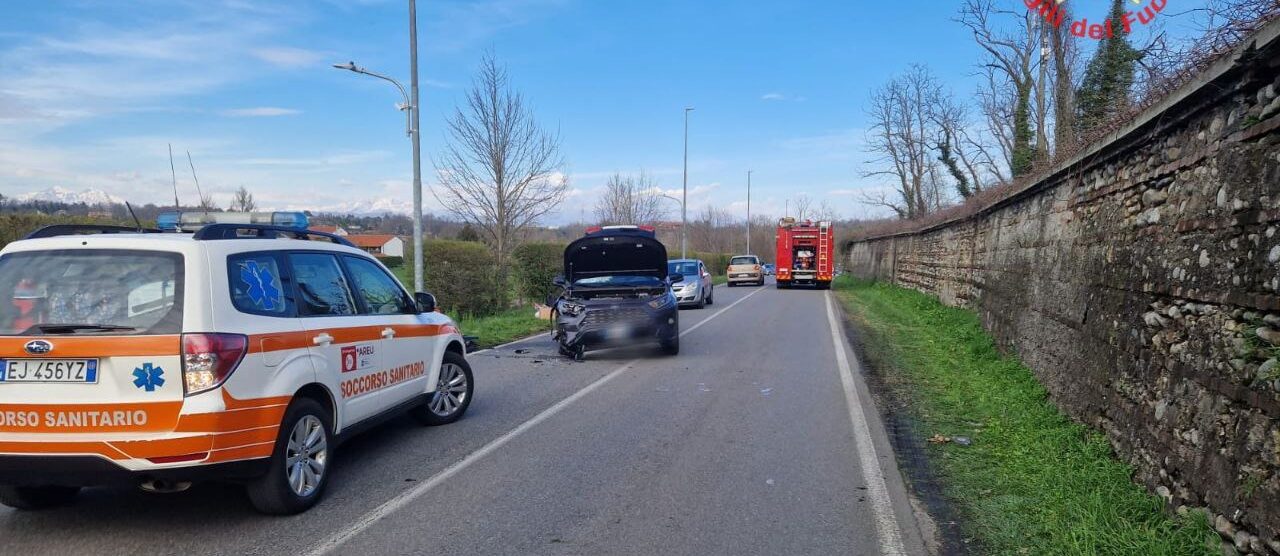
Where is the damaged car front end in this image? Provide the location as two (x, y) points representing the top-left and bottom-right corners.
(553, 226), (681, 360)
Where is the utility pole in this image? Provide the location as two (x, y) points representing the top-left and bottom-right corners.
(408, 0), (424, 293)
(746, 170), (752, 254)
(332, 0), (425, 292)
(681, 107), (694, 259)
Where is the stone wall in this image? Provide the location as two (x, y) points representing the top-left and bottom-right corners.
(846, 19), (1280, 554)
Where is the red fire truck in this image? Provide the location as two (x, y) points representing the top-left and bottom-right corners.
(775, 218), (834, 289)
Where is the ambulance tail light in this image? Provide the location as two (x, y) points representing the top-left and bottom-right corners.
(182, 333), (248, 396)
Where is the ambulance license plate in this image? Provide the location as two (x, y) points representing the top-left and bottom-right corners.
(0, 359), (99, 384)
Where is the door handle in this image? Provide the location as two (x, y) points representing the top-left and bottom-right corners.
(381, 327), (396, 339)
(312, 333), (334, 346)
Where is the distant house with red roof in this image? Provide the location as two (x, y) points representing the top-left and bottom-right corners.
(346, 234), (404, 258)
(308, 225), (349, 236)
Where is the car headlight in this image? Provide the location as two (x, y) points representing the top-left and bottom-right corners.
(560, 301), (585, 317)
(648, 295), (674, 309)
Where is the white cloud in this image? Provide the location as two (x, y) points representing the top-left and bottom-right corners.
(221, 107), (302, 117)
(251, 46), (325, 69)
(761, 92), (787, 101)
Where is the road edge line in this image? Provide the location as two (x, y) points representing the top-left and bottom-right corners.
(308, 285), (767, 555)
(825, 290), (907, 556)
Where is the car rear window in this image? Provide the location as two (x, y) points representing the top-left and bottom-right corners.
(0, 250), (184, 335)
(730, 256), (758, 265)
(668, 262), (700, 275)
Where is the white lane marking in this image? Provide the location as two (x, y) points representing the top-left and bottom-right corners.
(824, 291), (907, 556)
(308, 286), (768, 556)
(469, 332), (551, 356)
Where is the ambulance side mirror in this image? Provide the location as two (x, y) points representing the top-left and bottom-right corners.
(415, 292), (437, 313)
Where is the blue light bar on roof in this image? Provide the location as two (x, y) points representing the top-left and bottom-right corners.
(156, 211), (310, 232)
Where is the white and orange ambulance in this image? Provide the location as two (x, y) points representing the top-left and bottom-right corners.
(0, 214), (473, 514)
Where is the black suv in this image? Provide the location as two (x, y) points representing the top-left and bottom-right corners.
(552, 226), (682, 360)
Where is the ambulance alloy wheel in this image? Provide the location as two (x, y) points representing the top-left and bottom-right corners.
(246, 397), (332, 515)
(0, 485), (80, 510)
(411, 351), (474, 426)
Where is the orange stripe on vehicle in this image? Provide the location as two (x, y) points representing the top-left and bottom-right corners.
(174, 406), (286, 433)
(0, 441), (130, 460)
(0, 402), (183, 433)
(204, 441), (274, 463)
(210, 427), (278, 450)
(247, 324), (452, 354)
(221, 389), (292, 411)
(0, 335), (180, 358)
(111, 436), (214, 460)
(393, 324), (452, 338)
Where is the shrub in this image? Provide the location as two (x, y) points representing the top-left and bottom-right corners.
(512, 242), (564, 304)
(378, 255), (404, 268)
(0, 214), (129, 251)
(422, 240), (506, 317)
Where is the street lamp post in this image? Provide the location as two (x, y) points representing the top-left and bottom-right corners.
(681, 107), (694, 260)
(332, 0), (425, 293)
(746, 170), (752, 255)
(659, 193), (684, 256)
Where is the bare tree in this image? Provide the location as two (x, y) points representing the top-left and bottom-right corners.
(860, 65), (951, 219)
(1050, 0), (1078, 150)
(812, 199), (839, 222)
(593, 171), (667, 225)
(792, 194), (814, 221)
(434, 54), (566, 271)
(229, 186), (257, 212)
(199, 192), (218, 211)
(957, 0), (1042, 177)
(688, 206), (735, 254)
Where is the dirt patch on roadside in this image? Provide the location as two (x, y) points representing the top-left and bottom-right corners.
(836, 303), (969, 556)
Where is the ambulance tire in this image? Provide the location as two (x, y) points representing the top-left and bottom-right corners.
(0, 485), (80, 510)
(411, 351), (474, 426)
(246, 397), (333, 515)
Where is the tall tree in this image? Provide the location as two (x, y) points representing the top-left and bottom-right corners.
(1076, 0), (1139, 134)
(229, 186), (257, 212)
(958, 0), (1041, 177)
(593, 172), (667, 225)
(861, 65), (950, 219)
(1051, 0), (1078, 149)
(434, 53), (566, 273)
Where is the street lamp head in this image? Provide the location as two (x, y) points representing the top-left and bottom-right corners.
(685, 106), (695, 112)
(332, 61), (358, 71)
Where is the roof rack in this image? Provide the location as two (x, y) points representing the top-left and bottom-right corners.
(24, 225), (163, 240)
(191, 223), (355, 247)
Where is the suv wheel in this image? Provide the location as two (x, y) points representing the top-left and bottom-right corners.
(411, 351), (474, 426)
(0, 485), (80, 510)
(246, 397), (332, 515)
(660, 335), (680, 355)
(706, 288), (714, 305)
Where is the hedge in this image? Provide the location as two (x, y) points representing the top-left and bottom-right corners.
(421, 240), (506, 317)
(512, 242), (564, 305)
(378, 255), (404, 268)
(0, 214), (131, 251)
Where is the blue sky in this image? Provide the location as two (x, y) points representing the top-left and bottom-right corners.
(0, 0), (1207, 223)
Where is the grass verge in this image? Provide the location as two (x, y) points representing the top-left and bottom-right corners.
(831, 275), (1217, 555)
(454, 305), (548, 350)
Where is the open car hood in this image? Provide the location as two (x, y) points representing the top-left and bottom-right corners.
(564, 229), (668, 284)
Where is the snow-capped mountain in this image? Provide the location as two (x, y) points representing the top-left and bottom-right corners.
(281, 197), (415, 216)
(13, 187), (125, 206)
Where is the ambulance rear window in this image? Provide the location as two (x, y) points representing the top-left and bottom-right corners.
(0, 250), (184, 336)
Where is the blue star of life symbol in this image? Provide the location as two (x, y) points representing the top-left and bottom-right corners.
(132, 363), (165, 392)
(240, 260), (282, 310)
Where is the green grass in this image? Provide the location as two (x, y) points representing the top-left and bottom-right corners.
(453, 306), (549, 350)
(389, 264), (547, 349)
(832, 276), (1218, 556)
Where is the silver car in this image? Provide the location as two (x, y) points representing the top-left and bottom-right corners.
(667, 259), (714, 309)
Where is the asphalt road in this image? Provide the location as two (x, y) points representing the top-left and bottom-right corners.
(0, 280), (928, 555)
